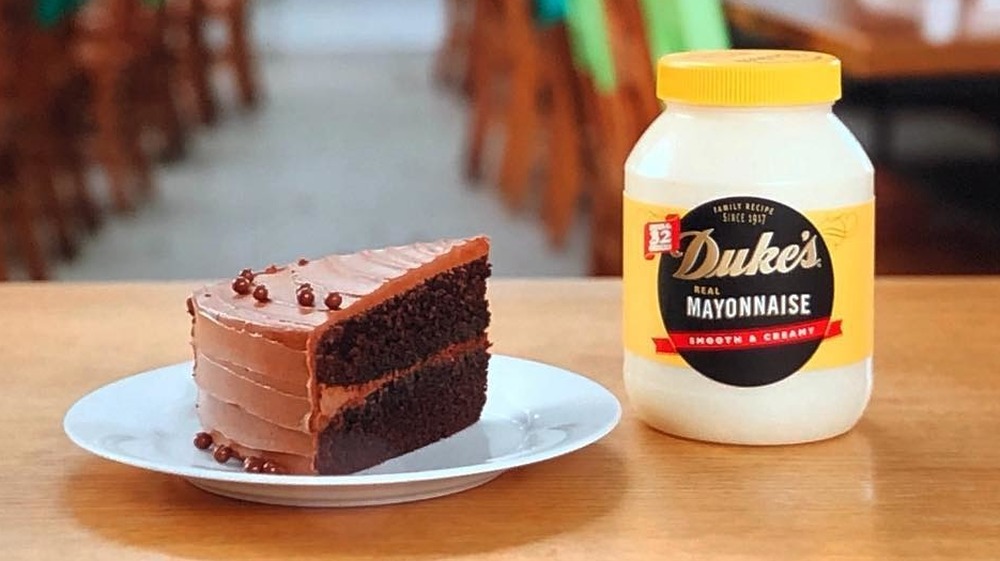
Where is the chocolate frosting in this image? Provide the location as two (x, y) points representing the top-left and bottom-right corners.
(191, 237), (490, 473)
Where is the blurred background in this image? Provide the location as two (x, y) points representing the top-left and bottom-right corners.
(1, 0), (998, 281)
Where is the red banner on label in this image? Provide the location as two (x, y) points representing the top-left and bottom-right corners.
(644, 214), (681, 259)
(653, 318), (843, 354)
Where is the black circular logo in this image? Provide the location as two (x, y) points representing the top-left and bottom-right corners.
(658, 197), (834, 387)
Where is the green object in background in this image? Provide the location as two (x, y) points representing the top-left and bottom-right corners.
(562, 0), (730, 94)
(639, 0), (730, 62)
(36, 0), (87, 27)
(535, 0), (567, 27)
(36, 0), (165, 27)
(565, 0), (617, 93)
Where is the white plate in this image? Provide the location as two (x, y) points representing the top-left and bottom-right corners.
(64, 354), (621, 507)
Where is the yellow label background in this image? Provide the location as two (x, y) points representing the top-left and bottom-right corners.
(623, 195), (874, 371)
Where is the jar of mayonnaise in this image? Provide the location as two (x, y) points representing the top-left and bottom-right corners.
(623, 50), (874, 445)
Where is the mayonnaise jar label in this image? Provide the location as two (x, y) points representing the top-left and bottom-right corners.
(623, 194), (874, 387)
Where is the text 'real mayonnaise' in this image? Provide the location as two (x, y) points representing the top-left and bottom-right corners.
(623, 50), (874, 445)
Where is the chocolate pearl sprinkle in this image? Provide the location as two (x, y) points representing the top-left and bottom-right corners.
(193, 432), (213, 450)
(297, 258), (309, 266)
(264, 264), (279, 274)
(253, 285), (270, 303)
(239, 268), (255, 281)
(231, 276), (251, 295)
(297, 289), (315, 307)
(213, 445), (233, 464)
(325, 292), (343, 310)
(243, 457), (264, 473)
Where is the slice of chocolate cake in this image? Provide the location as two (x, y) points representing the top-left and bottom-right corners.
(189, 237), (491, 474)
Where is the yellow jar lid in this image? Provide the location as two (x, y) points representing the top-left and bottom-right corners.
(656, 49), (842, 106)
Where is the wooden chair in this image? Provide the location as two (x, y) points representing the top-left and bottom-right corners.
(0, 140), (50, 281)
(37, 22), (102, 238)
(0, 108), (49, 280)
(536, 1), (649, 250)
(538, 23), (589, 247)
(458, 0), (726, 270)
(585, 88), (637, 276)
(464, 0), (509, 184)
(493, 0), (543, 211)
(205, 0), (259, 109)
(565, 0), (648, 275)
(132, 2), (188, 161)
(584, 0), (730, 274)
(166, 0), (218, 125)
(73, 0), (156, 212)
(47, 17), (103, 235)
(464, 0), (592, 247)
(435, 0), (475, 93)
(0, 1), (80, 279)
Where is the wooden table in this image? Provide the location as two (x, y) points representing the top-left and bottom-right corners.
(726, 0), (1000, 78)
(4, 280), (1000, 560)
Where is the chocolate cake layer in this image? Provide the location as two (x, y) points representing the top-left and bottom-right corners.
(190, 237), (492, 474)
(316, 345), (489, 475)
(314, 256), (490, 385)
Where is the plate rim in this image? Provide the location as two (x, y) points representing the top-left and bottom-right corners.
(63, 354), (622, 487)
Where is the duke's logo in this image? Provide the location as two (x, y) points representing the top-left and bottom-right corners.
(655, 197), (839, 387)
(672, 229), (822, 280)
